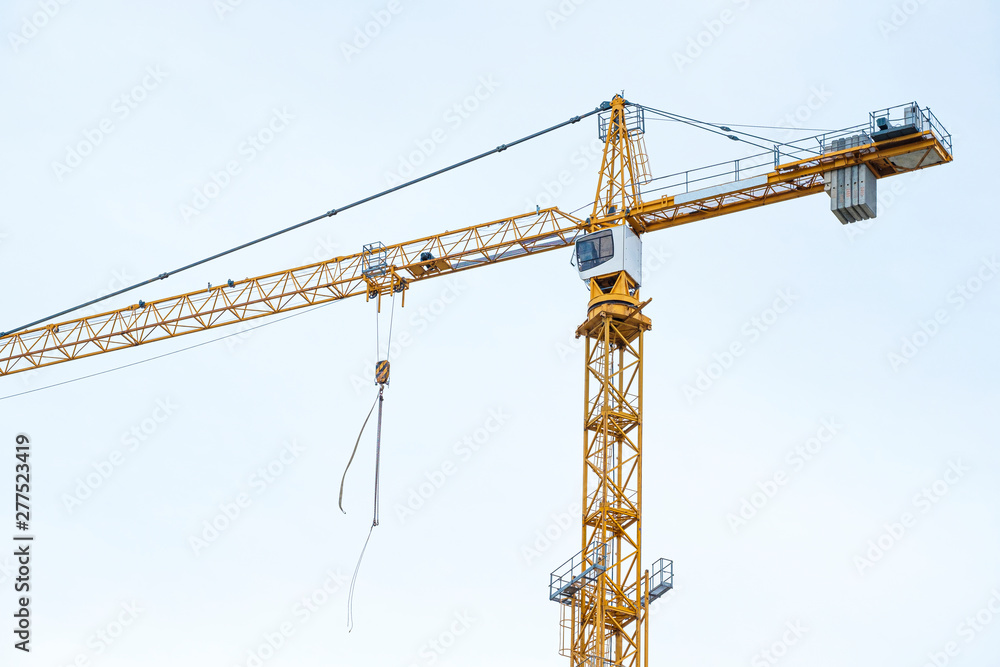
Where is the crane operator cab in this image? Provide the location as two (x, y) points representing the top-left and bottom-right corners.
(574, 224), (643, 293)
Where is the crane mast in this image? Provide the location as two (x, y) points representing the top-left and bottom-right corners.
(579, 97), (652, 667)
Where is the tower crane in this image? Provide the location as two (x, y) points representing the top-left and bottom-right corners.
(0, 96), (953, 666)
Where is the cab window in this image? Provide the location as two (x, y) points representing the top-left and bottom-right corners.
(577, 230), (614, 272)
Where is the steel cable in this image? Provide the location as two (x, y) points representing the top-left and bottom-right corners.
(1, 106), (603, 339)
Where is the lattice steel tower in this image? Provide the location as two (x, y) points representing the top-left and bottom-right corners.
(549, 96), (673, 667)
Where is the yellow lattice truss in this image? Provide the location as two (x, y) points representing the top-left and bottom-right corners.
(591, 97), (645, 226)
(0, 98), (950, 378)
(564, 270), (651, 667)
(0, 209), (582, 375)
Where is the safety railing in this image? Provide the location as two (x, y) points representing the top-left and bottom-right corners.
(638, 123), (865, 203)
(550, 542), (610, 604)
(647, 557), (674, 603)
(636, 102), (950, 204)
(361, 242), (388, 277)
(599, 104), (645, 141)
(869, 101), (952, 155)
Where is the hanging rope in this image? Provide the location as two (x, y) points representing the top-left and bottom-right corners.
(347, 523), (375, 633)
(344, 291), (396, 632)
(338, 394), (379, 514)
(346, 385), (385, 632)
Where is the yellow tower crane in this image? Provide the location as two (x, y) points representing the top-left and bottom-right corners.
(0, 96), (953, 666)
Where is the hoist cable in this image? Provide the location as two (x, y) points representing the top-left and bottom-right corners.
(1, 105), (604, 340)
(373, 387), (384, 526)
(385, 291), (397, 358)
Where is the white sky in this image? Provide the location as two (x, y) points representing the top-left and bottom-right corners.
(2, 1), (999, 666)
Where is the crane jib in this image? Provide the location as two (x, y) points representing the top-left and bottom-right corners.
(0, 102), (952, 384)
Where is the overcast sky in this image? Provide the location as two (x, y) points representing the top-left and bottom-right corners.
(2, 1), (999, 666)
